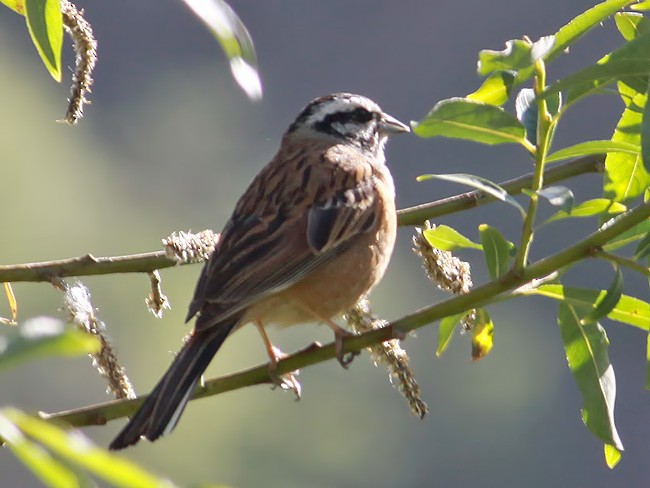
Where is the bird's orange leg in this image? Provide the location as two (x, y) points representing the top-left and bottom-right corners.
(255, 321), (301, 399)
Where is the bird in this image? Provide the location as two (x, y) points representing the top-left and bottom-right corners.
(109, 93), (409, 450)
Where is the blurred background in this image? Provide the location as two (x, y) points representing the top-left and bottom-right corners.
(1, 1), (649, 486)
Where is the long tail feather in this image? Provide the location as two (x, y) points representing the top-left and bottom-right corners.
(109, 320), (237, 450)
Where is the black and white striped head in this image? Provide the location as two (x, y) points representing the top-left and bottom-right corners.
(286, 93), (409, 156)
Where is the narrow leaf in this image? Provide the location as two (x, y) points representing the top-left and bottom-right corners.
(478, 39), (534, 75)
(524, 284), (650, 330)
(557, 303), (623, 450)
(422, 225), (482, 251)
(180, 0), (262, 100)
(604, 443), (622, 469)
(2, 283), (18, 326)
(537, 186), (575, 213)
(646, 326), (650, 389)
(418, 173), (526, 217)
(614, 12), (650, 41)
(545, 198), (626, 224)
(0, 410), (78, 488)
(514, 0), (637, 85)
(437, 312), (466, 356)
(633, 232), (650, 259)
(471, 309), (494, 360)
(0, 318), (99, 372)
(546, 140), (640, 164)
(542, 30), (650, 105)
(479, 224), (515, 279)
(467, 71), (515, 106)
(24, 0), (63, 81)
(515, 88), (537, 145)
(0, 0), (25, 14)
(412, 98), (528, 147)
(642, 82), (650, 175)
(583, 266), (624, 324)
(632, 0), (650, 10)
(3, 409), (175, 487)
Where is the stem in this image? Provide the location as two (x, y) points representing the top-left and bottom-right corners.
(514, 59), (552, 271)
(41, 200), (650, 430)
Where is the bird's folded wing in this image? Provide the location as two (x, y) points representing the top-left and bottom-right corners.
(189, 172), (379, 331)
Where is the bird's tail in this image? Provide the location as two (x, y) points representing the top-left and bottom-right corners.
(109, 320), (238, 450)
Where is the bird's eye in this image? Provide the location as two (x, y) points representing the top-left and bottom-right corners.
(349, 107), (374, 123)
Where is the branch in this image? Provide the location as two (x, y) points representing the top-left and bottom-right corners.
(0, 156), (603, 283)
(0, 252), (175, 283)
(42, 200), (650, 430)
(397, 154), (603, 226)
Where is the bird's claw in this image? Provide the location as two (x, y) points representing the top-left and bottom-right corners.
(333, 328), (359, 368)
(268, 345), (302, 399)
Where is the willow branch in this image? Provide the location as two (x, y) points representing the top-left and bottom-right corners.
(42, 200), (650, 430)
(0, 252), (175, 283)
(0, 155), (603, 283)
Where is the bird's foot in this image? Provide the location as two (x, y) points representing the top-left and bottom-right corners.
(267, 345), (302, 399)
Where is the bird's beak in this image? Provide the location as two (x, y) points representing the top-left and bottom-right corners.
(380, 113), (411, 135)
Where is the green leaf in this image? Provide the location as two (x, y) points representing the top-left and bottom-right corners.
(0, 0), (25, 14)
(604, 443), (622, 469)
(515, 88), (537, 145)
(437, 312), (466, 356)
(557, 303), (623, 450)
(180, 0), (262, 100)
(514, 0), (638, 85)
(525, 284), (650, 330)
(546, 140), (640, 164)
(537, 186), (575, 213)
(0, 411), (78, 488)
(545, 198), (627, 224)
(542, 30), (650, 106)
(467, 71), (515, 106)
(423, 225), (482, 251)
(602, 219), (650, 251)
(642, 82), (650, 175)
(478, 39), (534, 76)
(412, 98), (528, 147)
(24, 0), (63, 81)
(1, 408), (175, 487)
(478, 224), (515, 279)
(646, 322), (650, 389)
(471, 308), (494, 360)
(0, 318), (100, 372)
(583, 266), (624, 324)
(614, 12), (650, 41)
(634, 231), (650, 259)
(417, 173), (526, 217)
(632, 0), (650, 10)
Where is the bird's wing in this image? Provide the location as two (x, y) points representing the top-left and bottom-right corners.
(188, 143), (381, 331)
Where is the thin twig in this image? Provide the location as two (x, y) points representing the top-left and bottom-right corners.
(40, 200), (650, 430)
